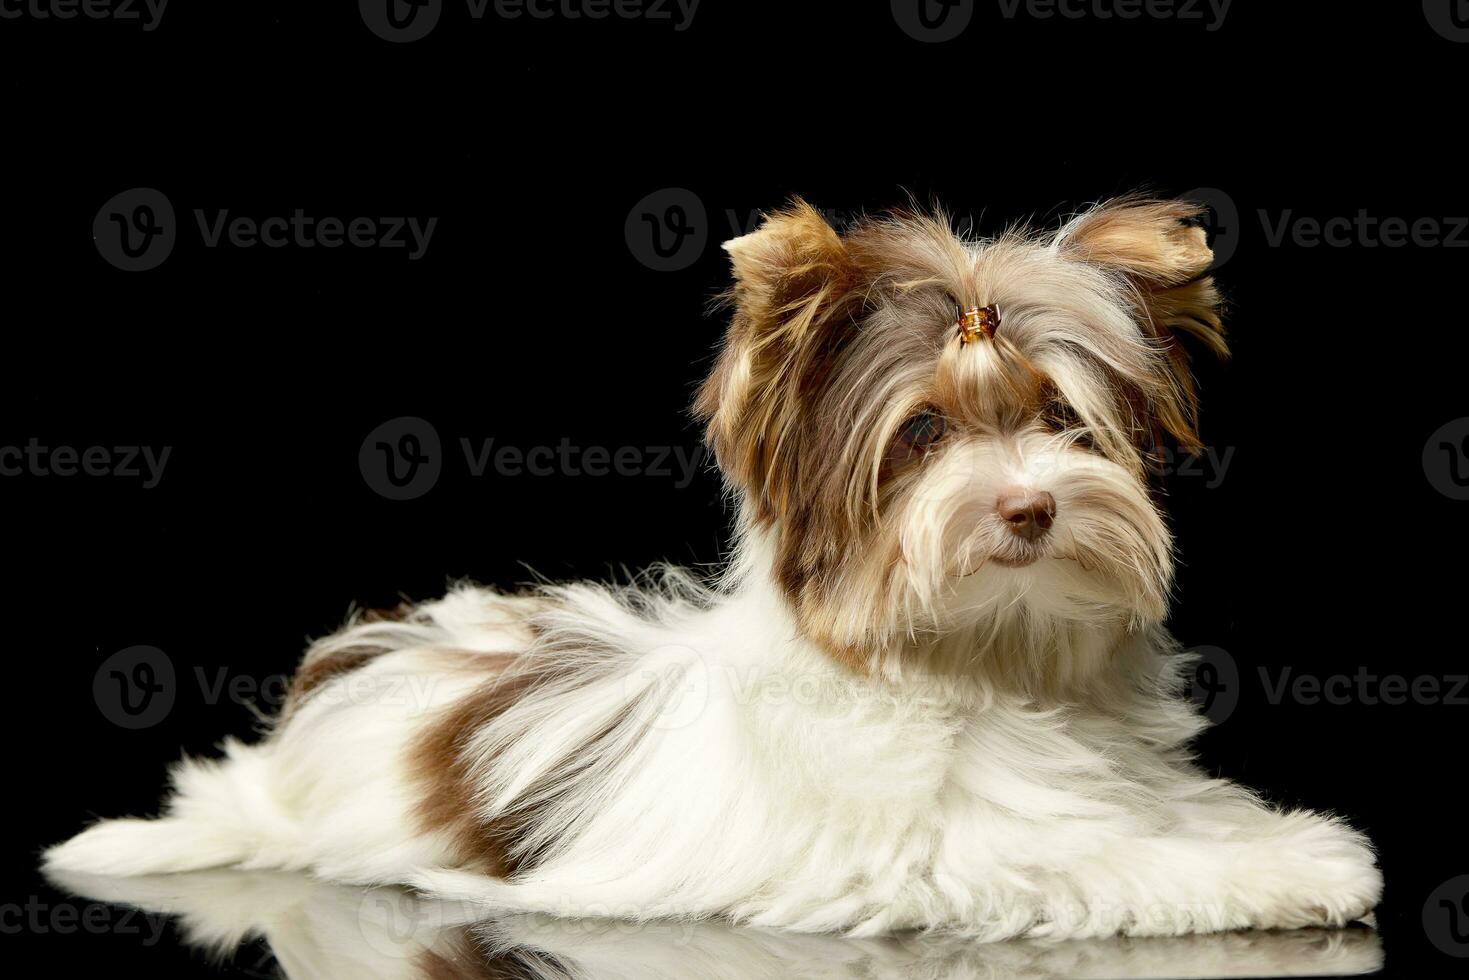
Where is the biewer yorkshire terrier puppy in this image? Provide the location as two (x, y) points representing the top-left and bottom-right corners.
(47, 196), (1381, 940)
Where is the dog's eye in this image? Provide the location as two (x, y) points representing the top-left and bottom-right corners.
(1045, 401), (1081, 432)
(1044, 401), (1094, 448)
(895, 410), (948, 457)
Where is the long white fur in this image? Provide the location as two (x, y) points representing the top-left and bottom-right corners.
(45, 533), (1381, 938)
(46, 205), (1382, 942)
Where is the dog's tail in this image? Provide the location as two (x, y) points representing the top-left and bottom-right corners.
(42, 738), (296, 877)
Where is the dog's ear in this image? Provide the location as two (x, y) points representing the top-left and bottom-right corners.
(694, 199), (858, 514)
(1058, 197), (1229, 452)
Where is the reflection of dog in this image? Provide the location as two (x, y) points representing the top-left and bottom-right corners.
(48, 197), (1381, 938)
(45, 868), (1384, 979)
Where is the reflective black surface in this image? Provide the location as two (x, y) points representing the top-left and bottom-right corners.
(39, 867), (1383, 979)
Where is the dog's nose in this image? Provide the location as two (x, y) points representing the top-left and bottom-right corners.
(997, 490), (1056, 541)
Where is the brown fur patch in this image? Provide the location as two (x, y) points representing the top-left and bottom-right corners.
(409, 630), (645, 878)
(410, 651), (537, 878)
(281, 605), (419, 716)
(695, 199), (860, 517)
(288, 647), (382, 702)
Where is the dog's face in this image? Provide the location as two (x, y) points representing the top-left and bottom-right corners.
(696, 198), (1227, 667)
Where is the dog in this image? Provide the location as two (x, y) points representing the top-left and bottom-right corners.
(46, 196), (1382, 940)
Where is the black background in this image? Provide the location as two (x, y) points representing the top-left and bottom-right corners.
(2, 2), (1466, 976)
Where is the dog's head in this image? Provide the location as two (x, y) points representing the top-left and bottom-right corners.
(696, 197), (1227, 668)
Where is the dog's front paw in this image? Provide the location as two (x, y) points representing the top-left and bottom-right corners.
(1243, 812), (1381, 931)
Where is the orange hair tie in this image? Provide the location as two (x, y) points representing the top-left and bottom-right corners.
(957, 304), (1000, 345)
